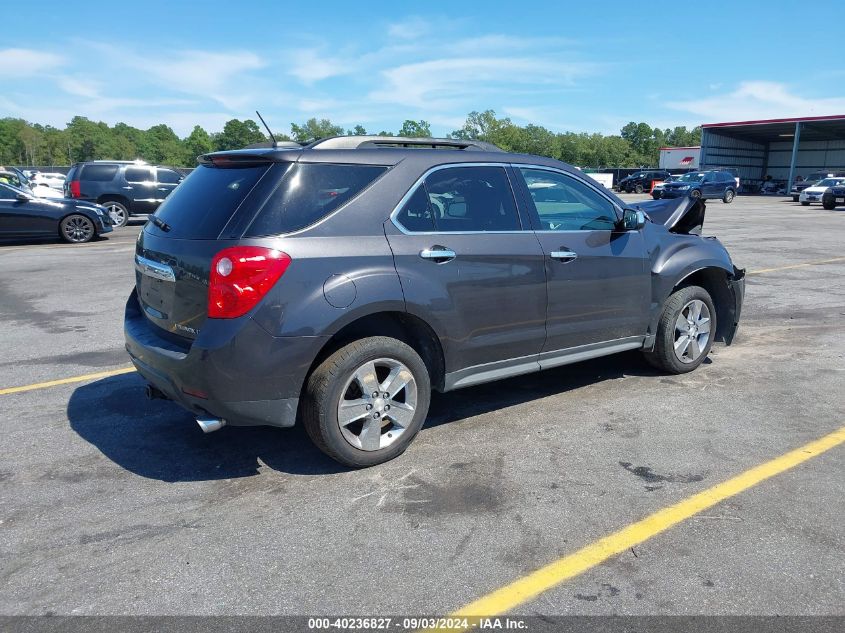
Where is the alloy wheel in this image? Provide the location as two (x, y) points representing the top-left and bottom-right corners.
(62, 216), (94, 243)
(337, 357), (418, 451)
(106, 204), (127, 226)
(673, 299), (711, 364)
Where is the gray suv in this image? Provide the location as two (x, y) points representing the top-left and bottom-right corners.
(125, 136), (745, 467)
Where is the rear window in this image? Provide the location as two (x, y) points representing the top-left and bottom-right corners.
(245, 163), (387, 236)
(80, 164), (118, 182)
(149, 163), (270, 239)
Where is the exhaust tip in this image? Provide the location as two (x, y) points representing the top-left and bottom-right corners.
(196, 417), (226, 433)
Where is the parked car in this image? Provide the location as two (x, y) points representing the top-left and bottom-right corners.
(790, 171), (844, 201)
(799, 177), (845, 205)
(64, 161), (184, 227)
(31, 171), (66, 190)
(651, 174), (683, 199)
(616, 170), (671, 194)
(659, 170), (737, 202)
(125, 136), (745, 467)
(821, 184), (845, 210)
(0, 182), (112, 243)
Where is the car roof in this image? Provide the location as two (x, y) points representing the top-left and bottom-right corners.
(201, 135), (577, 172)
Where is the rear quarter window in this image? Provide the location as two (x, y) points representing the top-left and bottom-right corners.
(245, 163), (387, 236)
(80, 164), (119, 182)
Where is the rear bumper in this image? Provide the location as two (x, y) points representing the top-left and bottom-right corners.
(124, 290), (327, 428)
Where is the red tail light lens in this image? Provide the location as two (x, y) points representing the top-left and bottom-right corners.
(69, 180), (81, 197)
(208, 246), (291, 319)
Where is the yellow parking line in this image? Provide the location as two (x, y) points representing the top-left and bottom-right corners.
(0, 366), (136, 395)
(445, 425), (845, 623)
(749, 256), (845, 275)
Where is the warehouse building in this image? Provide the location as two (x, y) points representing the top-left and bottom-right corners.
(699, 115), (845, 192)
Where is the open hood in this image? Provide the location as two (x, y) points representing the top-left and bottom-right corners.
(629, 197), (706, 235)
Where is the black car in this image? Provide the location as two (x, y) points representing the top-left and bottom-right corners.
(659, 170), (737, 203)
(125, 135), (744, 467)
(821, 184), (845, 209)
(617, 170), (671, 194)
(64, 161), (184, 227)
(0, 182), (112, 243)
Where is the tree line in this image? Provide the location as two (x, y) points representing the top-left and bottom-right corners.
(0, 111), (700, 169)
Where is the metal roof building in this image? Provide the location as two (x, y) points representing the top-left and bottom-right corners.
(699, 115), (845, 191)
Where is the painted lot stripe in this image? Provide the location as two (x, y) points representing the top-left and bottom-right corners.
(445, 425), (845, 622)
(0, 366), (135, 396)
(748, 256), (845, 275)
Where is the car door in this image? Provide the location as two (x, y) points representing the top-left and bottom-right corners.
(155, 168), (182, 208)
(511, 166), (650, 363)
(123, 166), (157, 213)
(0, 185), (55, 237)
(384, 164), (548, 385)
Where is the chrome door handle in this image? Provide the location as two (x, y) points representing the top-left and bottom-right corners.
(550, 250), (578, 262)
(420, 247), (456, 263)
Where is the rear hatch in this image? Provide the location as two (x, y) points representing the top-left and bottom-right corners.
(134, 157), (277, 341)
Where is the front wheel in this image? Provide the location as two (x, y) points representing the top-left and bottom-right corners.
(690, 189), (702, 199)
(643, 285), (716, 374)
(800, 201), (810, 206)
(652, 192), (661, 200)
(303, 336), (431, 467)
(634, 184), (644, 194)
(60, 214), (96, 243)
(822, 197), (836, 210)
(722, 189), (735, 203)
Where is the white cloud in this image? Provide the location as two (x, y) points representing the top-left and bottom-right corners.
(0, 48), (64, 76)
(288, 49), (350, 84)
(387, 17), (432, 40)
(370, 56), (598, 110)
(57, 76), (102, 99)
(668, 81), (845, 122)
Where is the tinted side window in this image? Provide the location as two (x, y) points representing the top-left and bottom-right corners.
(518, 168), (617, 231)
(156, 168), (182, 184)
(125, 167), (153, 183)
(81, 164), (119, 182)
(423, 166), (520, 232)
(245, 163), (387, 236)
(395, 185), (436, 232)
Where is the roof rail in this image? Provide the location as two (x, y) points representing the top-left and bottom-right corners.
(306, 136), (504, 152)
(243, 140), (304, 149)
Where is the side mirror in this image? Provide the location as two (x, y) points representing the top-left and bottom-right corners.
(16, 192), (32, 202)
(620, 208), (646, 231)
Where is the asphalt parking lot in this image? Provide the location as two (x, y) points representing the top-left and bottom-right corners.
(0, 197), (843, 618)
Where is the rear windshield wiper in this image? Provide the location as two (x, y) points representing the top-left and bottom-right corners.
(150, 216), (171, 232)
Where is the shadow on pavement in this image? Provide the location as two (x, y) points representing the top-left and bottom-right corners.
(68, 352), (662, 481)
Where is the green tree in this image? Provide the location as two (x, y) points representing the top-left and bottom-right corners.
(183, 125), (214, 162)
(141, 124), (186, 165)
(347, 125), (368, 136)
(290, 118), (344, 142)
(215, 119), (266, 151)
(398, 120), (431, 137)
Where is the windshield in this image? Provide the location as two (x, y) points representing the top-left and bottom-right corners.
(815, 178), (843, 187)
(677, 172), (705, 183)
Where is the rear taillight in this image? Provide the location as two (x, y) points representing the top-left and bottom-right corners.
(69, 180), (81, 197)
(208, 246), (291, 319)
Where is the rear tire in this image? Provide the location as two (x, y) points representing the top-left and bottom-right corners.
(635, 184), (644, 194)
(643, 285), (716, 374)
(792, 195), (799, 202)
(60, 214), (96, 243)
(801, 201), (810, 206)
(722, 189), (735, 203)
(302, 336), (431, 467)
(690, 189), (702, 199)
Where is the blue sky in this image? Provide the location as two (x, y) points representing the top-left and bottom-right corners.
(2, 0), (844, 138)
